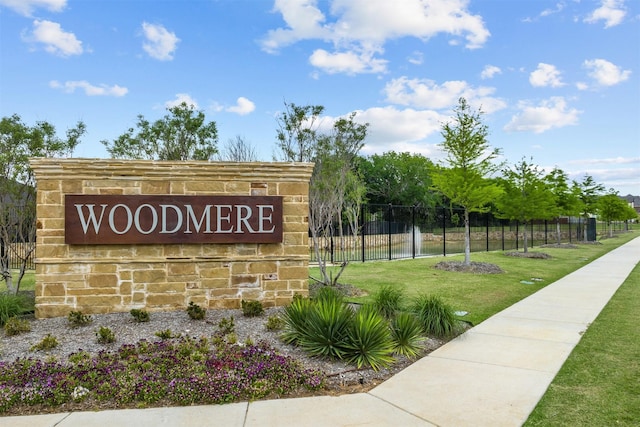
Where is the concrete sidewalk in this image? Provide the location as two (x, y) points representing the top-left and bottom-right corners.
(4, 237), (639, 427)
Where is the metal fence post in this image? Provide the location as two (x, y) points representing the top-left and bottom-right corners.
(387, 204), (392, 260)
(442, 207), (447, 257)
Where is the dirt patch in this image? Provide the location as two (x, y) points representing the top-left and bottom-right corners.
(540, 243), (579, 249)
(434, 261), (503, 274)
(503, 251), (551, 259)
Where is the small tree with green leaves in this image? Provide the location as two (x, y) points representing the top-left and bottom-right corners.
(576, 175), (605, 241)
(102, 102), (218, 160)
(1, 114), (85, 294)
(597, 190), (638, 237)
(496, 158), (556, 253)
(431, 98), (502, 265)
(545, 168), (582, 244)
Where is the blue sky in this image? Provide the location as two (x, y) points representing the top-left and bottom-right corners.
(1, 0), (639, 195)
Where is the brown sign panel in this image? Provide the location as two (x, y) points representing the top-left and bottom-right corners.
(65, 195), (283, 245)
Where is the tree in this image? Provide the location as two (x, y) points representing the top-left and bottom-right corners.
(274, 102), (324, 162)
(309, 113), (368, 286)
(545, 168), (582, 244)
(357, 152), (439, 208)
(102, 102), (218, 160)
(217, 135), (258, 162)
(576, 175), (605, 241)
(431, 97), (502, 265)
(1, 114), (85, 294)
(596, 190), (638, 237)
(275, 104), (368, 285)
(496, 158), (556, 253)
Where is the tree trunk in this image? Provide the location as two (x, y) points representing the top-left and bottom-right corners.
(464, 209), (471, 265)
(523, 221), (529, 253)
(556, 219), (562, 245)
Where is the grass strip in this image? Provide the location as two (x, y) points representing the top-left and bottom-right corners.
(524, 261), (640, 426)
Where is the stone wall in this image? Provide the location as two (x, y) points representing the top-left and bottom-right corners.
(30, 158), (314, 318)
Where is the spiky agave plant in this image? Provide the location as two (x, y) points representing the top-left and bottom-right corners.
(343, 304), (395, 371)
(390, 311), (424, 358)
(297, 294), (353, 359)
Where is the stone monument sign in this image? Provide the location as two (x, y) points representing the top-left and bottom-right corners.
(30, 158), (314, 318)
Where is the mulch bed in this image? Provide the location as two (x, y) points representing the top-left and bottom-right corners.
(434, 261), (504, 274)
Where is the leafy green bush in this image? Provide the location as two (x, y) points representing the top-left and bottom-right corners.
(343, 304), (395, 370)
(96, 326), (116, 344)
(372, 284), (405, 319)
(390, 311), (424, 358)
(4, 316), (31, 336)
(186, 302), (205, 320)
(241, 300), (264, 317)
(67, 310), (93, 327)
(217, 316), (235, 335)
(130, 308), (150, 322)
(155, 329), (174, 340)
(0, 293), (25, 326)
(411, 294), (458, 338)
(30, 334), (59, 351)
(265, 314), (285, 331)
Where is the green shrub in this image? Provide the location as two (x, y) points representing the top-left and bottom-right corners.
(241, 300), (264, 317)
(281, 296), (313, 345)
(30, 334), (59, 351)
(390, 311), (425, 358)
(313, 285), (344, 304)
(265, 314), (285, 331)
(0, 293), (25, 326)
(296, 293), (353, 359)
(186, 302), (205, 320)
(67, 310), (92, 327)
(372, 284), (405, 319)
(96, 326), (116, 344)
(130, 308), (150, 322)
(411, 294), (458, 338)
(343, 304), (395, 371)
(155, 329), (174, 340)
(4, 316), (31, 336)
(217, 316), (235, 335)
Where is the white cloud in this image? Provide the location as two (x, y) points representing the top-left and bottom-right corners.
(309, 48), (387, 74)
(141, 22), (179, 61)
(504, 97), (581, 133)
(261, 0), (490, 75)
(24, 20), (83, 57)
(226, 97), (256, 115)
(529, 63), (564, 87)
(0, 0), (65, 16)
(383, 76), (507, 113)
(165, 93), (198, 109)
(350, 106), (446, 154)
(584, 0), (626, 28)
(407, 51), (424, 65)
(480, 65), (501, 79)
(583, 58), (631, 86)
(49, 80), (127, 96)
(569, 157), (640, 165)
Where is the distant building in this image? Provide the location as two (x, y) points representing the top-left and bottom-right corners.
(621, 194), (640, 215)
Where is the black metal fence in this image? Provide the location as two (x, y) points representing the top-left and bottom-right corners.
(0, 204), (36, 271)
(311, 204), (634, 263)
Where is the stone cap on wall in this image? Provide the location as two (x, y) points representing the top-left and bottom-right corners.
(29, 158), (315, 181)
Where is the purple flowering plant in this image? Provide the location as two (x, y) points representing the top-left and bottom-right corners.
(0, 337), (324, 413)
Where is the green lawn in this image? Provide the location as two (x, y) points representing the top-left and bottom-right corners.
(312, 231), (639, 327)
(524, 261), (640, 426)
